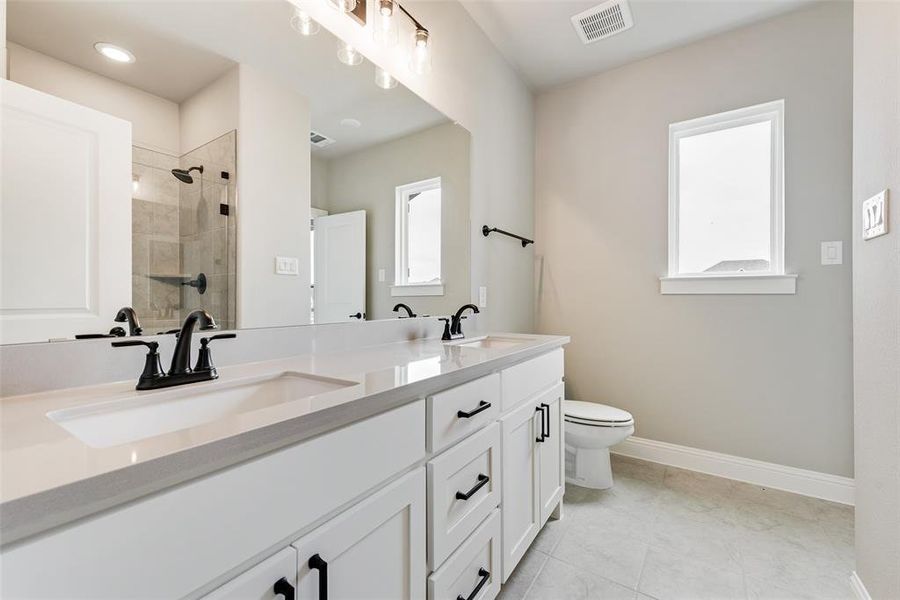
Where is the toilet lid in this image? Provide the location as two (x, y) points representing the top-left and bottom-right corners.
(564, 400), (633, 424)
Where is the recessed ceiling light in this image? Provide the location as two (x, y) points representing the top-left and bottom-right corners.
(94, 42), (136, 64)
(340, 118), (362, 128)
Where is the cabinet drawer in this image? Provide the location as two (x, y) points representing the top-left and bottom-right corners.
(500, 349), (563, 412)
(202, 547), (297, 600)
(427, 374), (499, 453)
(428, 510), (501, 600)
(427, 422), (500, 570)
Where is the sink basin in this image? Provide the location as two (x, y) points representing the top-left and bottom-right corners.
(47, 371), (357, 448)
(454, 336), (533, 350)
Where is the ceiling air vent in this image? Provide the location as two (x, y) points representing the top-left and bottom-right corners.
(571, 0), (634, 45)
(310, 131), (335, 148)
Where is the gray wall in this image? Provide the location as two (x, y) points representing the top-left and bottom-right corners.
(534, 2), (854, 476)
(322, 122), (471, 320)
(852, 1), (900, 596)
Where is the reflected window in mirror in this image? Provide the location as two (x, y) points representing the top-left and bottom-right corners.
(395, 178), (442, 295)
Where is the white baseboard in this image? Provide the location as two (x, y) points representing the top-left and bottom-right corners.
(612, 436), (855, 505)
(850, 572), (872, 600)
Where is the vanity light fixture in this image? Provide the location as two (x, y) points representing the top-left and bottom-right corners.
(374, 65), (398, 89)
(373, 0), (399, 47)
(393, 4), (431, 75)
(325, 0), (357, 14)
(290, 7), (320, 36)
(409, 27), (432, 75)
(132, 174), (140, 193)
(336, 40), (363, 65)
(93, 42), (135, 64)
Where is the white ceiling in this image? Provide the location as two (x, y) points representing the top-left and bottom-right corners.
(462, 0), (816, 90)
(7, 0), (450, 158)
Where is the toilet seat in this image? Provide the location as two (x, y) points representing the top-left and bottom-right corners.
(564, 400), (633, 428)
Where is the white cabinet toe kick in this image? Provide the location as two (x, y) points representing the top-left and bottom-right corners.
(1, 347), (565, 600)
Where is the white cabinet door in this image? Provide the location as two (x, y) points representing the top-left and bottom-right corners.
(203, 548), (297, 600)
(538, 384), (565, 524)
(0, 80), (132, 344)
(500, 399), (542, 582)
(313, 210), (366, 324)
(293, 468), (426, 600)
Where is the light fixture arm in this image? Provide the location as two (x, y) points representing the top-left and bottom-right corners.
(396, 2), (428, 34)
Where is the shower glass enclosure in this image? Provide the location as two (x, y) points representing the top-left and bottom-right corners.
(131, 131), (236, 332)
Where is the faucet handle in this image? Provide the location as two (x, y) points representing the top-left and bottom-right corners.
(195, 333), (236, 373)
(111, 340), (166, 388)
(438, 318), (453, 341)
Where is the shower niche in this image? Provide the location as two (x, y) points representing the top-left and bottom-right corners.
(131, 132), (236, 333)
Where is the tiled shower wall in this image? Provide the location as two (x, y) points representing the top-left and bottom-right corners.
(131, 147), (182, 333)
(131, 132), (236, 333)
(179, 131), (237, 330)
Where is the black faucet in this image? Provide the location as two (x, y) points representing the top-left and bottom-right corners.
(170, 309), (218, 375)
(113, 309), (234, 390)
(115, 306), (143, 336)
(441, 304), (480, 340)
(393, 303), (417, 318)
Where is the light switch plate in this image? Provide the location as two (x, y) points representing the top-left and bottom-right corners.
(821, 241), (843, 265)
(478, 286), (487, 308)
(378, 269), (386, 283)
(274, 256), (299, 276)
(863, 189), (888, 240)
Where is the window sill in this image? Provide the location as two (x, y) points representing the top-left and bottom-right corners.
(391, 283), (445, 297)
(659, 274), (797, 295)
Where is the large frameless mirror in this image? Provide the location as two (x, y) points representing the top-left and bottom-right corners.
(1, 0), (470, 344)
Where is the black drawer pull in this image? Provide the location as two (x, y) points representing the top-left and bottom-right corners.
(535, 406), (545, 442)
(308, 554), (328, 600)
(273, 577), (295, 600)
(457, 568), (491, 600)
(455, 473), (490, 500)
(540, 403), (551, 439)
(457, 400), (491, 419)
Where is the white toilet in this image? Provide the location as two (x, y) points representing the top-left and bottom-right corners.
(564, 400), (634, 489)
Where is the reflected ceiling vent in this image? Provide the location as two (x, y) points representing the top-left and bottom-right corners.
(571, 0), (634, 44)
(310, 131), (336, 148)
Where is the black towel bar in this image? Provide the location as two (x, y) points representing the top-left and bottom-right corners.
(482, 225), (533, 247)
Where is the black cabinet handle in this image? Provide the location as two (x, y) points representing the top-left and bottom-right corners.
(540, 403), (551, 439)
(456, 568), (491, 600)
(349, 312), (363, 319)
(455, 473), (490, 500)
(535, 406), (545, 442)
(308, 554), (328, 600)
(457, 400), (491, 419)
(273, 577), (295, 600)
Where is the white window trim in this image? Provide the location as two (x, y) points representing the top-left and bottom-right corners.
(663, 99), (795, 295)
(390, 283), (444, 297)
(395, 176), (442, 293)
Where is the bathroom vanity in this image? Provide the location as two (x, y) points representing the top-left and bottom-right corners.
(0, 334), (567, 599)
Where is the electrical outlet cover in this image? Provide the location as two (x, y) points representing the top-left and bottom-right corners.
(863, 189), (888, 240)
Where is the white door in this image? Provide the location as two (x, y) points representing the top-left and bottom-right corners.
(1, 80), (132, 344)
(292, 468), (426, 600)
(202, 547), (297, 600)
(500, 399), (542, 582)
(538, 384), (565, 524)
(313, 210), (366, 323)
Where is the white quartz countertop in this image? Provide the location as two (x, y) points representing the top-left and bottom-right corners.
(0, 333), (568, 545)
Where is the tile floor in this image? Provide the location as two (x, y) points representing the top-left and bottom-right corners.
(498, 455), (855, 600)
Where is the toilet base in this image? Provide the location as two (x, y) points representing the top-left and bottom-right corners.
(565, 445), (614, 489)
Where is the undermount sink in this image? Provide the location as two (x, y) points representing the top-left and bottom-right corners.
(47, 371), (357, 448)
(454, 336), (534, 350)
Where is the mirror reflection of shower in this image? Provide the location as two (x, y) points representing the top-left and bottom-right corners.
(172, 165), (209, 297)
(129, 131), (238, 333)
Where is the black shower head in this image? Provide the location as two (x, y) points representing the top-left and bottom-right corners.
(171, 165), (204, 184)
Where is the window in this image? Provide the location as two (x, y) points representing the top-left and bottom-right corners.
(662, 99), (795, 294)
(394, 177), (443, 296)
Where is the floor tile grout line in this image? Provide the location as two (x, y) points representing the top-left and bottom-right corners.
(518, 551), (550, 600)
